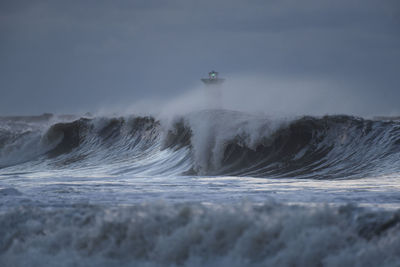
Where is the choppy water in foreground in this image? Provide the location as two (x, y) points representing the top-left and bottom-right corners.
(1, 110), (400, 266)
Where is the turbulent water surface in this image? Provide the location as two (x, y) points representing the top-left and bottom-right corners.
(1, 110), (400, 266)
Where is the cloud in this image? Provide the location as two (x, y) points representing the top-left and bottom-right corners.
(0, 0), (399, 116)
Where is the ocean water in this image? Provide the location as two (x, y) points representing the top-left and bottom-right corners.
(0, 110), (400, 266)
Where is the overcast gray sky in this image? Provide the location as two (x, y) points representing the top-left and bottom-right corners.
(0, 0), (399, 116)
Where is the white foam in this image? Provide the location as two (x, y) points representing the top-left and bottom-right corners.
(0, 202), (399, 267)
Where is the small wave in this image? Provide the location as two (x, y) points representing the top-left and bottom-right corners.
(0, 187), (22, 196)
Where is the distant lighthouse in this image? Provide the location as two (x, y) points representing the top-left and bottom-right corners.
(201, 71), (225, 109)
(201, 70), (225, 85)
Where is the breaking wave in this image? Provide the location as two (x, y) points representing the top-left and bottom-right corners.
(1, 110), (400, 179)
(0, 202), (399, 267)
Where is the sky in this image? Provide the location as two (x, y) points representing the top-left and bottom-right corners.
(0, 0), (399, 116)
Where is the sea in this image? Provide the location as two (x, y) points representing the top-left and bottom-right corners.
(0, 109), (399, 266)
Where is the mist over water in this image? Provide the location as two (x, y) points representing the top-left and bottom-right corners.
(1, 0), (400, 264)
(1, 80), (400, 265)
(220, 76), (361, 116)
(108, 74), (380, 122)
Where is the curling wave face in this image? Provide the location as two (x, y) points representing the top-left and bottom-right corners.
(1, 110), (400, 179)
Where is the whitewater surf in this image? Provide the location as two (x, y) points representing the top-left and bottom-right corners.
(1, 110), (400, 266)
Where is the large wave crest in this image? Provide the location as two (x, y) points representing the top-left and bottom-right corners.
(1, 110), (399, 179)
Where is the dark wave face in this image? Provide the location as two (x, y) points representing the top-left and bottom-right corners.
(213, 116), (400, 179)
(1, 110), (400, 179)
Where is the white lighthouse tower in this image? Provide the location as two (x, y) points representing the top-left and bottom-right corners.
(201, 71), (225, 109)
(201, 70), (225, 85)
